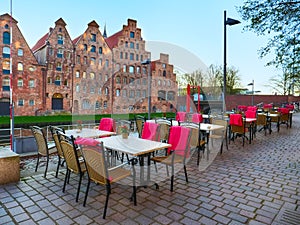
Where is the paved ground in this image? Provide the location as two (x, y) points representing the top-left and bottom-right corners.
(1, 113), (300, 224)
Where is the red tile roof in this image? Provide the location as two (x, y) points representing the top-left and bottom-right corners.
(31, 32), (50, 52)
(72, 35), (82, 45)
(105, 30), (123, 49)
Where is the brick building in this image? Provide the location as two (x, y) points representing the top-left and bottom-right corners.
(0, 13), (44, 116)
(0, 15), (178, 116)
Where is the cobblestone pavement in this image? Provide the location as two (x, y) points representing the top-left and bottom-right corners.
(1, 113), (300, 224)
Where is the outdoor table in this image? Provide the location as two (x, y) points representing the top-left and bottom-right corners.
(96, 135), (171, 204)
(65, 128), (116, 139)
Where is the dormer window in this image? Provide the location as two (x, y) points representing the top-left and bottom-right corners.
(57, 34), (63, 45)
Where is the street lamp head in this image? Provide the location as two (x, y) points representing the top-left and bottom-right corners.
(247, 82), (253, 86)
(226, 18), (241, 26)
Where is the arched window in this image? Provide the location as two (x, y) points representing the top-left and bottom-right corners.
(99, 47), (103, 54)
(129, 66), (134, 73)
(76, 84), (80, 92)
(116, 76), (121, 84)
(17, 62), (23, 71)
(3, 46), (10, 58)
(17, 78), (23, 87)
(116, 89), (120, 97)
(91, 45), (96, 52)
(83, 44), (87, 51)
(123, 65), (126, 72)
(3, 32), (10, 44)
(105, 87), (109, 95)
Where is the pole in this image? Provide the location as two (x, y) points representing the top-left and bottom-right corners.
(10, 0), (15, 152)
(251, 79), (254, 106)
(223, 10), (227, 114)
(147, 61), (151, 120)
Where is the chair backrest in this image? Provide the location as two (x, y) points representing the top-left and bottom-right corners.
(167, 126), (191, 157)
(135, 115), (146, 138)
(31, 126), (48, 156)
(99, 118), (115, 132)
(256, 113), (267, 126)
(49, 126), (65, 158)
(155, 118), (172, 142)
(141, 122), (160, 141)
(179, 122), (200, 148)
(191, 113), (203, 123)
(176, 112), (187, 122)
(58, 132), (83, 174)
(237, 105), (247, 112)
(211, 119), (227, 137)
(245, 110), (257, 119)
(80, 142), (109, 185)
(247, 106), (257, 111)
(229, 114), (243, 126)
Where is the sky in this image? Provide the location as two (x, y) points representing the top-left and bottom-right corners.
(0, 0), (279, 94)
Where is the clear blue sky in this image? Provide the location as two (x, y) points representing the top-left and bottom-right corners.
(1, 0), (278, 94)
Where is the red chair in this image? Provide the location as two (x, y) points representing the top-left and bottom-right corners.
(247, 106), (257, 111)
(98, 118), (115, 132)
(191, 113), (203, 123)
(263, 104), (273, 112)
(237, 105), (247, 112)
(176, 112), (187, 122)
(245, 110), (256, 119)
(141, 122), (160, 141)
(278, 108), (289, 128)
(229, 114), (249, 146)
(151, 126), (191, 192)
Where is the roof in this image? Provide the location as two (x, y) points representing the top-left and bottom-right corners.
(105, 30), (123, 49)
(31, 31), (50, 52)
(72, 35), (82, 45)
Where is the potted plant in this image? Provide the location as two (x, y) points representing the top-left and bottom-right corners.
(120, 125), (129, 139)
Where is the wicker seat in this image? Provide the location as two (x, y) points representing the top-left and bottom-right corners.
(58, 132), (86, 202)
(229, 114), (249, 147)
(210, 119), (228, 154)
(80, 142), (135, 219)
(31, 126), (57, 178)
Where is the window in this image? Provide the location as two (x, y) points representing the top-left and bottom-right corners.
(116, 89), (120, 96)
(116, 64), (120, 71)
(136, 90), (140, 98)
(90, 86), (95, 93)
(136, 43), (139, 49)
(29, 79), (35, 88)
(129, 66), (134, 73)
(90, 72), (95, 79)
(129, 77), (135, 85)
(56, 62), (62, 71)
(17, 62), (23, 71)
(99, 47), (103, 54)
(130, 42), (134, 49)
(105, 87), (109, 95)
(91, 33), (96, 42)
(130, 31), (135, 38)
(3, 47), (10, 58)
(125, 52), (128, 59)
(77, 55), (81, 64)
(105, 59), (109, 68)
(158, 90), (166, 100)
(83, 44), (87, 51)
(91, 57), (96, 65)
(142, 90), (146, 98)
(82, 99), (91, 109)
(18, 99), (24, 106)
(129, 90), (135, 98)
(105, 74), (108, 81)
(91, 45), (96, 52)
(140, 55), (143, 62)
(122, 89), (127, 97)
(47, 77), (52, 84)
(123, 65), (126, 72)
(120, 52), (123, 59)
(123, 77), (127, 84)
(55, 76), (61, 85)
(130, 53), (134, 60)
(136, 66), (140, 74)
(57, 48), (63, 58)
(163, 70), (166, 77)
(142, 67), (146, 74)
(84, 56), (87, 64)
(83, 71), (86, 78)
(3, 32), (10, 44)
(116, 76), (121, 84)
(125, 41), (128, 47)
(75, 70), (80, 78)
(57, 34), (63, 44)
(143, 78), (147, 85)
(29, 99), (34, 106)
(2, 77), (10, 91)
(17, 48), (23, 56)
(167, 91), (175, 101)
(76, 84), (80, 92)
(17, 78), (23, 87)
(95, 101), (100, 109)
(103, 101), (107, 109)
(136, 54), (139, 61)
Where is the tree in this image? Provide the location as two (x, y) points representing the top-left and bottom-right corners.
(238, 0), (300, 94)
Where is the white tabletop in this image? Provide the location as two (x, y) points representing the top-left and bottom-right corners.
(65, 128), (115, 139)
(96, 135), (171, 156)
(199, 123), (224, 131)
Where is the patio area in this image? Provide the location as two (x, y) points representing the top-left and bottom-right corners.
(1, 114), (300, 224)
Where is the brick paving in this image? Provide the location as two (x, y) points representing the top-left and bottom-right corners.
(1, 113), (300, 224)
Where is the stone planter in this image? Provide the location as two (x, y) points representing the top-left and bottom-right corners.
(15, 136), (38, 154)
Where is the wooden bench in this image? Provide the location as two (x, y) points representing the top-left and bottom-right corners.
(0, 148), (20, 184)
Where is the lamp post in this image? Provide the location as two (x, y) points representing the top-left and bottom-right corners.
(141, 59), (151, 120)
(248, 80), (254, 105)
(223, 10), (240, 113)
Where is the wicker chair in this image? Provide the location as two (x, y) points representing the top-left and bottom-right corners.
(31, 126), (57, 178)
(49, 125), (66, 178)
(256, 113), (270, 135)
(151, 126), (191, 192)
(229, 114), (249, 147)
(179, 122), (206, 165)
(155, 118), (172, 143)
(57, 132), (86, 202)
(209, 119), (228, 154)
(80, 142), (135, 219)
(134, 115), (146, 138)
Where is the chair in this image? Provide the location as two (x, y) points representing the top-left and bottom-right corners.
(155, 118), (172, 143)
(141, 122), (160, 141)
(134, 115), (146, 138)
(176, 111), (187, 122)
(209, 119), (228, 154)
(151, 126), (191, 192)
(278, 108), (289, 129)
(256, 113), (270, 135)
(245, 110), (257, 138)
(229, 114), (249, 147)
(179, 122), (206, 165)
(98, 118), (115, 131)
(191, 113), (203, 123)
(49, 125), (66, 178)
(80, 141), (135, 219)
(30, 126), (57, 178)
(57, 132), (86, 202)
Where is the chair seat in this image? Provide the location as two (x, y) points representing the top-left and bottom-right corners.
(48, 145), (58, 155)
(151, 154), (184, 165)
(108, 167), (131, 183)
